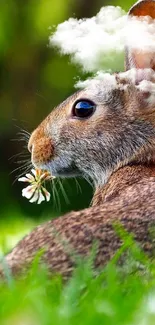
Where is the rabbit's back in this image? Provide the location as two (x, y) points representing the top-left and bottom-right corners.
(3, 165), (155, 278)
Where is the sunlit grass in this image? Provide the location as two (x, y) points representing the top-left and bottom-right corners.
(0, 211), (36, 255)
(0, 223), (155, 324)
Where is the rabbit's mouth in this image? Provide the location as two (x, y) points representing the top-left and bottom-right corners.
(43, 158), (82, 178)
(31, 154), (82, 178)
(28, 132), (82, 177)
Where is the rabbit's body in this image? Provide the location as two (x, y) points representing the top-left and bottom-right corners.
(3, 0), (155, 278)
(3, 164), (155, 278)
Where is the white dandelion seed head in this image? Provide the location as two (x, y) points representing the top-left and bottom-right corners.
(50, 4), (155, 83)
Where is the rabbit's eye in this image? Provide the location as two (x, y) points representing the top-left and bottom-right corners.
(72, 100), (96, 119)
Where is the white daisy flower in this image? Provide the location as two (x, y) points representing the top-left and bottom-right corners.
(18, 169), (55, 204)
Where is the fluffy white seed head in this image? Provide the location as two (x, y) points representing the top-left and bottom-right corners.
(50, 6), (155, 73)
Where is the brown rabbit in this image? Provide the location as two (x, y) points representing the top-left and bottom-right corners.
(2, 0), (155, 279)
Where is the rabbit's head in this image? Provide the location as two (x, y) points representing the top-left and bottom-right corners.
(28, 0), (155, 187)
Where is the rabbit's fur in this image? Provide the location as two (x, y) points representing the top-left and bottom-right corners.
(28, 69), (155, 188)
(2, 0), (155, 278)
(3, 164), (155, 278)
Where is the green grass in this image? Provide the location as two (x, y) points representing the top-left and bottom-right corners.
(0, 226), (155, 325)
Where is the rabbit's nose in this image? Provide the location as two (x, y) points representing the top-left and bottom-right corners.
(28, 126), (45, 154)
(27, 128), (54, 167)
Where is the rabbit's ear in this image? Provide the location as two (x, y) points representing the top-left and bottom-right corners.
(125, 0), (155, 71)
(129, 0), (155, 17)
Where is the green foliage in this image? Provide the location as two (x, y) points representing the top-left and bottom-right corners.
(0, 237), (155, 325)
(1, 0), (152, 322)
(1, 0), (136, 220)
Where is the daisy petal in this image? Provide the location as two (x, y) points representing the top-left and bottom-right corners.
(42, 187), (51, 202)
(45, 191), (50, 202)
(40, 172), (49, 181)
(36, 169), (41, 177)
(31, 169), (37, 178)
(29, 190), (39, 203)
(19, 168), (54, 204)
(25, 173), (35, 181)
(18, 177), (29, 182)
(40, 172), (55, 181)
(37, 192), (45, 204)
(22, 185), (36, 199)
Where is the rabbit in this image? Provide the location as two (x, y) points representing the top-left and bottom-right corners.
(2, 0), (155, 279)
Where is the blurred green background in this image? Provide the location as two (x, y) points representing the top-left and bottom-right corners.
(0, 0), (135, 250)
